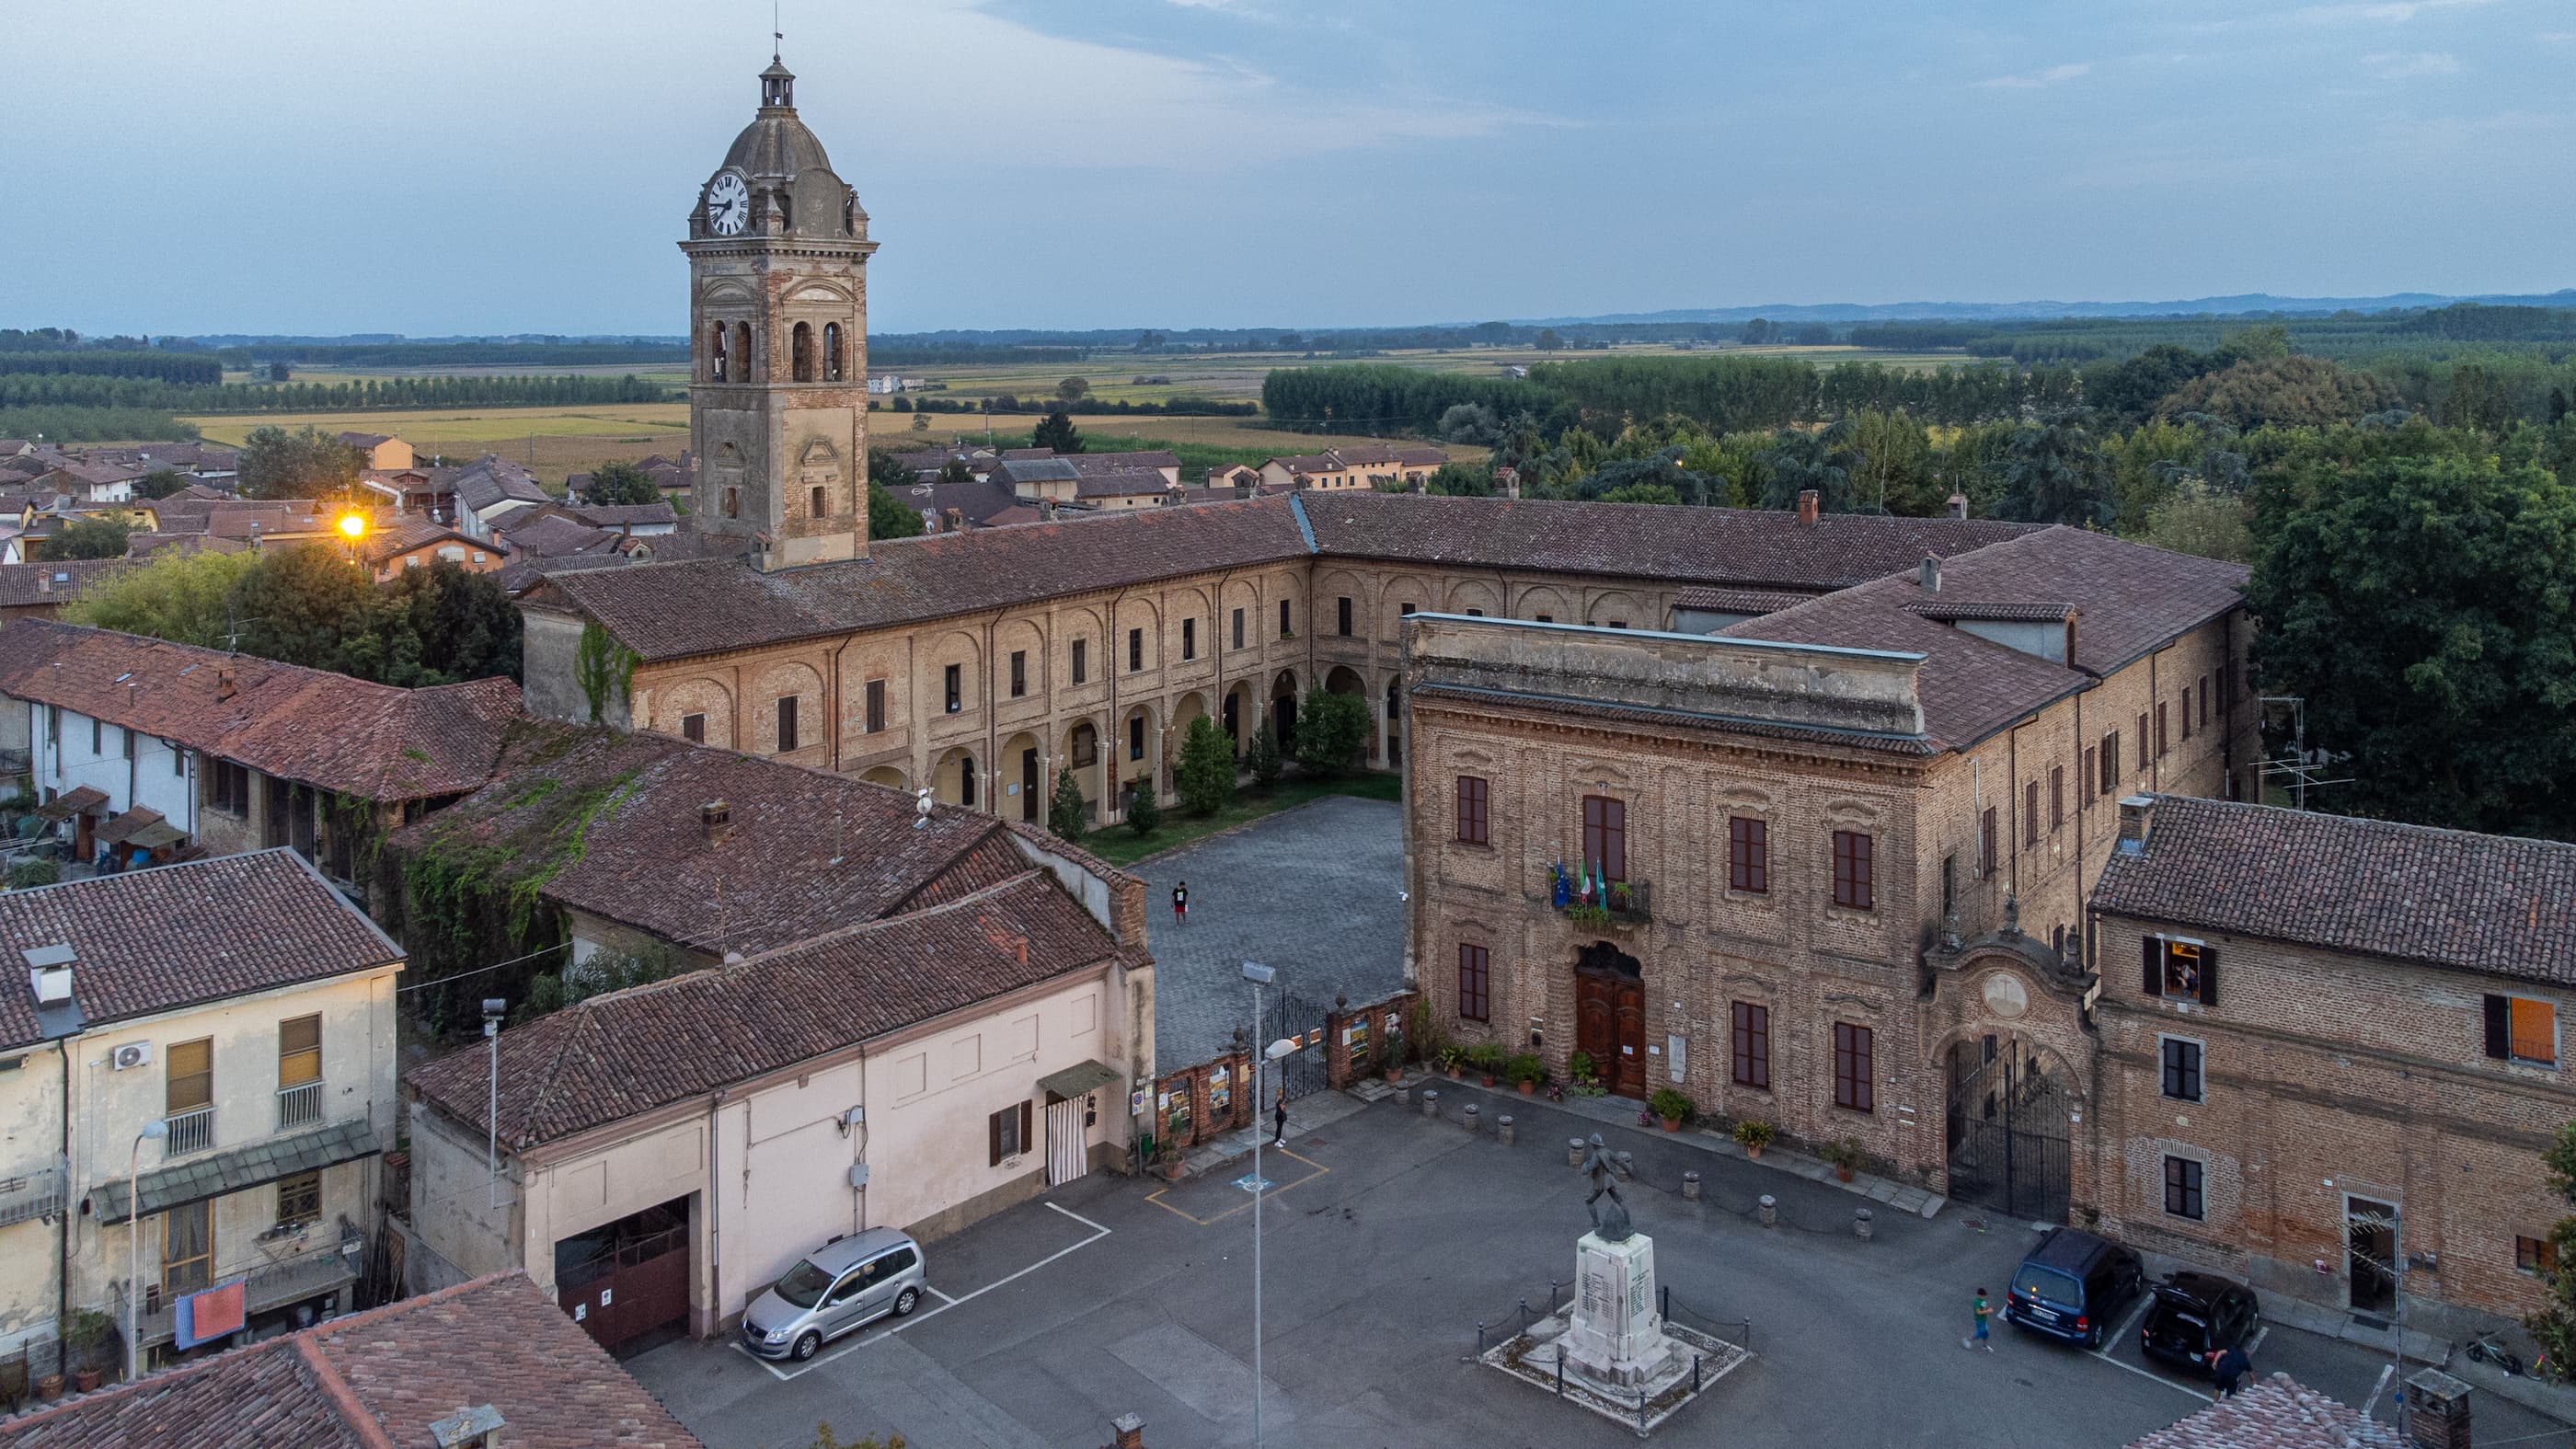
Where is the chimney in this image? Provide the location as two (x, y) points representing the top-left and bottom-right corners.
(1110, 1413), (1146, 1449)
(1917, 554), (1941, 592)
(941, 507), (965, 534)
(215, 668), (236, 701)
(701, 799), (731, 847)
(1039, 498), (1058, 523)
(429, 1405), (506, 1449)
(1797, 489), (1820, 525)
(2117, 796), (2154, 855)
(1947, 491), (1970, 520)
(25, 945), (74, 1007)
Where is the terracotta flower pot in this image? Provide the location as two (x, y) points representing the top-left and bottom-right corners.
(36, 1374), (63, 1400)
(1479, 1074), (1496, 1087)
(1445, 1066), (1461, 1081)
(1660, 1116), (1681, 1132)
(1160, 1160), (1185, 1181)
(1517, 1081), (1535, 1095)
(1744, 1144), (1765, 1160)
(1384, 1068), (1402, 1084)
(75, 1368), (101, 1393)
(1834, 1165), (1855, 1183)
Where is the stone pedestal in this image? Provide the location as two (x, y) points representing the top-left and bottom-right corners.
(1561, 1230), (1673, 1386)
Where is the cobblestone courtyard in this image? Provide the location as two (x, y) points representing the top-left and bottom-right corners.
(1127, 793), (1408, 1070)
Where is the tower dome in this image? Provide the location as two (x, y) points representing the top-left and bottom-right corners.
(690, 54), (868, 242)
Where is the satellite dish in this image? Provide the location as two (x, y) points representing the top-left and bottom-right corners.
(914, 788), (934, 829)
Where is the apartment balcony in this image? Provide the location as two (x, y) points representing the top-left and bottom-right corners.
(136, 1234), (362, 1348)
(277, 1081), (324, 1133)
(0, 1163), (65, 1229)
(1559, 874), (1652, 929)
(164, 1105), (216, 1157)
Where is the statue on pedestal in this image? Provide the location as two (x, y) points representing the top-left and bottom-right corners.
(1580, 1133), (1633, 1242)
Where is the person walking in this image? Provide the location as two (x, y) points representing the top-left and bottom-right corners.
(1271, 1089), (1288, 1147)
(1961, 1288), (1994, 1351)
(1171, 880), (1188, 927)
(2209, 1342), (2250, 1398)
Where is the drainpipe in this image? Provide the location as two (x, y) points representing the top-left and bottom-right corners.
(52, 1038), (70, 1382)
(983, 614), (998, 813)
(708, 1086), (726, 1333)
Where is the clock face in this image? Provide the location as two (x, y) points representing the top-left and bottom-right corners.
(706, 173), (749, 236)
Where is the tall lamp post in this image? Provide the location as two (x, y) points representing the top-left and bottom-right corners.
(1239, 961), (1296, 1449)
(127, 1120), (167, 1382)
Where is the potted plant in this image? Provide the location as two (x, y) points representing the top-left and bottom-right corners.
(1649, 1087), (1693, 1132)
(1823, 1136), (1866, 1183)
(63, 1308), (113, 1390)
(1382, 1028), (1406, 1084)
(1732, 1118), (1777, 1160)
(1438, 1046), (1465, 1080)
(1156, 1139), (1186, 1182)
(1505, 1053), (1546, 1095)
(1468, 1044), (1505, 1087)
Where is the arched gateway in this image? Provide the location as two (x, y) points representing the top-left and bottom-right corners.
(1922, 908), (2097, 1224)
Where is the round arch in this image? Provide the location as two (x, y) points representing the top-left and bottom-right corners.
(859, 765), (909, 791)
(998, 730), (1043, 823)
(1063, 718), (1104, 825)
(931, 745), (982, 811)
(1269, 669), (1300, 753)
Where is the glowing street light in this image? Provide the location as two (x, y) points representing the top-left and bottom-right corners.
(336, 512), (366, 540)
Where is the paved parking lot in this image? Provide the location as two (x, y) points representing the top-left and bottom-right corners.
(627, 1085), (2570, 1448)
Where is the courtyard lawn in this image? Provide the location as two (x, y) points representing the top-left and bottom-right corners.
(1077, 770), (1400, 867)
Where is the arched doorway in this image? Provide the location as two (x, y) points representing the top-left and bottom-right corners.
(999, 730), (1042, 822)
(1943, 1030), (2076, 1224)
(933, 746), (980, 810)
(1269, 670), (1299, 753)
(1222, 681), (1252, 754)
(859, 765), (908, 792)
(1573, 941), (1646, 1099)
(1064, 720), (1101, 824)
(1384, 675), (1402, 769)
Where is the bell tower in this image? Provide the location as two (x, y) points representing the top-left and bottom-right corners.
(683, 52), (876, 570)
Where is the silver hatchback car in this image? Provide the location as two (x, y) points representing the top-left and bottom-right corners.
(740, 1227), (928, 1361)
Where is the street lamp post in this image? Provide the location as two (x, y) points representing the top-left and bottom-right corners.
(127, 1120), (167, 1382)
(1239, 962), (1295, 1449)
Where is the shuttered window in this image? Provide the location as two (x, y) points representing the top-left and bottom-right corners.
(1581, 796), (1627, 883)
(1832, 1022), (1873, 1112)
(2142, 937), (2219, 1006)
(1977, 809), (1997, 879)
(776, 696), (799, 753)
(2486, 995), (2558, 1066)
(167, 1038), (213, 1114)
(279, 1015), (321, 1087)
(2135, 713), (2150, 772)
(1731, 1001), (1769, 1089)
(1457, 944), (1489, 1022)
(1455, 776), (1488, 845)
(163, 1199), (213, 1294)
(1833, 831), (1873, 910)
(1728, 815), (1767, 894)
(989, 1100), (1032, 1166)
(2024, 782), (2041, 845)
(2049, 766), (2064, 831)
(276, 1169), (322, 1229)
(2163, 1156), (2204, 1220)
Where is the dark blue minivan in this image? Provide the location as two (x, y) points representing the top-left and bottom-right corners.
(2005, 1227), (2145, 1349)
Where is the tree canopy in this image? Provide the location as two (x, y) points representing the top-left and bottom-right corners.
(49, 512), (140, 560)
(237, 424), (365, 500)
(585, 460), (661, 506)
(1032, 409), (1084, 454)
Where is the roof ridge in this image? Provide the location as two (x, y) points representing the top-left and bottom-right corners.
(293, 1331), (400, 1449)
(738, 868), (1052, 964)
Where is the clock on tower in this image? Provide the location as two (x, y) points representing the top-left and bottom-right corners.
(683, 52), (877, 571)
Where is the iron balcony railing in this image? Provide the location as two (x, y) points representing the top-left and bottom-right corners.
(0, 1163), (65, 1229)
(164, 1105), (215, 1156)
(1561, 874), (1652, 927)
(277, 1081), (324, 1132)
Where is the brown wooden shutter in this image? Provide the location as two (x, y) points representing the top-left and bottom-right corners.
(2143, 937), (2163, 998)
(989, 1109), (1004, 1167)
(2196, 946), (2218, 1006)
(2485, 995), (2512, 1059)
(1019, 1100), (1033, 1156)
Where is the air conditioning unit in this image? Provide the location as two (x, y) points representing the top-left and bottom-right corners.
(110, 1042), (151, 1072)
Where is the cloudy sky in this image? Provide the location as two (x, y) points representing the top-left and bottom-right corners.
(6, 0), (2571, 335)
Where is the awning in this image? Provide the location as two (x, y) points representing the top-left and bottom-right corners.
(1037, 1059), (1121, 1102)
(93, 1119), (381, 1225)
(129, 822), (189, 850)
(36, 785), (107, 821)
(95, 805), (166, 845)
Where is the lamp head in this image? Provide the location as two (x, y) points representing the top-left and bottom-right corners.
(337, 512), (366, 540)
(1265, 1038), (1296, 1061)
(138, 1120), (168, 1141)
(1239, 961), (1273, 985)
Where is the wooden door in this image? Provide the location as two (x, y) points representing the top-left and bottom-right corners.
(1612, 979), (1647, 1098)
(1576, 973), (1616, 1075)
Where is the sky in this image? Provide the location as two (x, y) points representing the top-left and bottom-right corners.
(5, 0), (2573, 336)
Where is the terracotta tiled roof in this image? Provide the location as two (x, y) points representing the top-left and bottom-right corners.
(408, 871), (1126, 1148)
(2123, 1374), (2398, 1449)
(356, 518), (489, 566)
(1064, 449), (1181, 475)
(0, 850), (401, 1052)
(0, 1271), (700, 1449)
(447, 456), (549, 514)
(0, 621), (523, 800)
(1073, 469), (1174, 499)
(0, 558), (130, 609)
(897, 477), (1021, 525)
(385, 723), (1049, 960)
(2090, 796), (2576, 987)
(1905, 599), (2077, 623)
(562, 501), (677, 530)
(500, 513), (622, 558)
(1672, 585), (1819, 616)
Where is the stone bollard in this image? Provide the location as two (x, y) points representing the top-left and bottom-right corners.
(1758, 1194), (1777, 1228)
(1854, 1208), (1873, 1242)
(1421, 1089), (1440, 1120)
(1498, 1114), (1515, 1146)
(1396, 1084), (1411, 1106)
(1569, 1138), (1587, 1167)
(1463, 1103), (1481, 1134)
(1682, 1171), (1701, 1202)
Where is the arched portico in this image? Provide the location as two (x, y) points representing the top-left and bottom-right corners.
(859, 765), (909, 792)
(999, 730), (1043, 823)
(1063, 719), (1103, 824)
(932, 746), (981, 810)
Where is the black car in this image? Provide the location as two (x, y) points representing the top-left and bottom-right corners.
(2140, 1273), (2260, 1374)
(2004, 1227), (2145, 1349)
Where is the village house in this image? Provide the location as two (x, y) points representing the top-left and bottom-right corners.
(387, 724), (1152, 1352)
(0, 621), (521, 885)
(0, 1271), (699, 1447)
(333, 432), (413, 472)
(0, 562), (129, 629)
(2087, 796), (2576, 1334)
(446, 456), (551, 543)
(351, 519), (504, 582)
(1256, 443), (1447, 493)
(0, 851), (402, 1387)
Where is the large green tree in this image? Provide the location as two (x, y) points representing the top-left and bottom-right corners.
(2247, 452), (2576, 836)
(864, 449), (926, 540)
(1175, 716), (1236, 816)
(1032, 409), (1084, 454)
(49, 512), (139, 560)
(2524, 1121), (2576, 1377)
(63, 549), (257, 647)
(1293, 687), (1374, 777)
(2156, 355), (2391, 431)
(1993, 420), (2117, 527)
(585, 460), (662, 506)
(236, 424), (365, 500)
(1762, 419), (1856, 512)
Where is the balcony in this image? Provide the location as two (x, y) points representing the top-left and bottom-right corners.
(135, 1236), (362, 1347)
(277, 1081), (324, 1132)
(164, 1106), (215, 1157)
(1558, 873), (1652, 929)
(0, 1163), (65, 1229)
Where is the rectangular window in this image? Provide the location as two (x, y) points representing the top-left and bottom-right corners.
(90, 718), (100, 754)
(2486, 995), (2559, 1066)
(2163, 1156), (2204, 1220)
(2156, 703), (2169, 757)
(163, 1198), (213, 1294)
(1832, 1022), (1873, 1112)
(1833, 830), (1874, 910)
(2136, 713), (2150, 772)
(2083, 747), (2098, 804)
(1009, 650), (1027, 697)
(1977, 809), (1997, 879)
(1401, 603), (1416, 616)
(2200, 675), (2212, 729)
(46, 705), (57, 747)
(1941, 853), (1956, 914)
(944, 663), (962, 715)
(1127, 628), (1144, 673)
(2520, 1236), (2560, 1274)
(987, 1099), (1032, 1166)
(172, 741), (185, 776)
(1581, 795), (1627, 882)
(167, 1037), (213, 1114)
(1072, 639), (1087, 684)
(1128, 716), (1144, 762)
(865, 679), (886, 733)
(2049, 766), (2064, 831)
(1455, 775), (1489, 845)
(1731, 1001), (1770, 1089)
(776, 696), (799, 753)
(2102, 734), (2121, 794)
(1279, 600), (1292, 638)
(121, 728), (132, 760)
(1728, 815), (1768, 894)
(279, 1014), (321, 1087)
(1457, 943), (1489, 1022)
(1535, 614), (1553, 624)
(1181, 619), (1196, 661)
(2160, 1038), (2203, 1101)
(1231, 607), (1245, 649)
(2024, 781), (2041, 846)
(681, 712), (706, 743)
(208, 759), (252, 816)
(1337, 596), (1352, 637)
(276, 1169), (322, 1230)
(2142, 937), (2219, 1006)
(2180, 687), (2192, 742)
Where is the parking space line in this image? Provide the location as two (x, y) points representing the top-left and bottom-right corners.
(2096, 1295), (2156, 1362)
(734, 1208), (1115, 1382)
(1141, 1149), (1328, 1226)
(2095, 1349), (2214, 1404)
(2363, 1363), (2395, 1420)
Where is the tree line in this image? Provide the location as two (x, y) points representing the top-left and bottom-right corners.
(0, 371), (673, 414)
(0, 350), (223, 385)
(886, 393), (1255, 417)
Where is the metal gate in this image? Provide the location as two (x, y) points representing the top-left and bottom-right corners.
(1261, 988), (1331, 1103)
(556, 1200), (690, 1355)
(1944, 1040), (2072, 1225)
